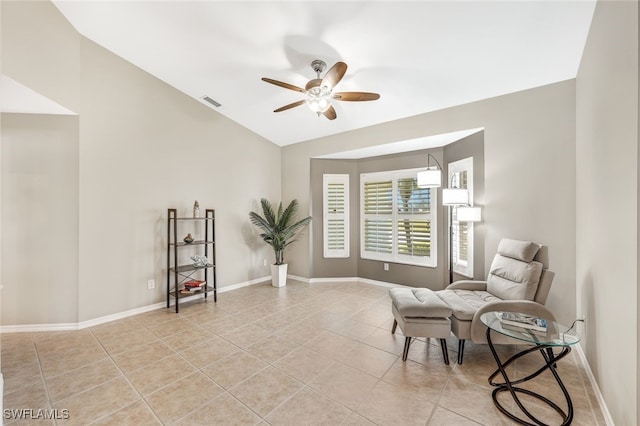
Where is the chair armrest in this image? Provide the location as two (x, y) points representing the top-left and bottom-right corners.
(470, 300), (556, 343)
(445, 280), (487, 291)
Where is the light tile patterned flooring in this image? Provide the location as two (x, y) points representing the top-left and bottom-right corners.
(2, 281), (606, 425)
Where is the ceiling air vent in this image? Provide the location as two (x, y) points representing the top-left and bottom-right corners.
(202, 96), (221, 107)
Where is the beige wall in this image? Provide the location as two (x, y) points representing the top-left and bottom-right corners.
(576, 1), (639, 424)
(283, 80), (577, 326)
(1, 0), (281, 324)
(309, 134), (484, 289)
(309, 159), (359, 279)
(442, 132), (486, 283)
(1, 114), (80, 325)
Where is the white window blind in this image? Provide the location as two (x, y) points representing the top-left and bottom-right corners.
(361, 169), (436, 267)
(397, 177), (432, 258)
(323, 174), (349, 258)
(449, 157), (474, 277)
(363, 179), (393, 254)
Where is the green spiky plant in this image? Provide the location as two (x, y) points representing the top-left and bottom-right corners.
(249, 198), (312, 265)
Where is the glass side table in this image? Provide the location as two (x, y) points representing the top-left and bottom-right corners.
(480, 311), (581, 426)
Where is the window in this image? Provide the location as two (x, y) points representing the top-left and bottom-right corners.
(449, 157), (474, 277)
(361, 169), (436, 267)
(323, 174), (349, 258)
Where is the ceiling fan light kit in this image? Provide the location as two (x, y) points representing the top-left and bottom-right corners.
(262, 59), (380, 120)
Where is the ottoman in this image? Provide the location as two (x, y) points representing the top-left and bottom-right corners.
(389, 288), (452, 364)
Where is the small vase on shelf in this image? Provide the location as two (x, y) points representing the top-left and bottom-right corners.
(193, 200), (200, 218)
(183, 233), (194, 244)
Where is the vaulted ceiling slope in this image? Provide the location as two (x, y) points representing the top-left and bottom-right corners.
(52, 1), (596, 146)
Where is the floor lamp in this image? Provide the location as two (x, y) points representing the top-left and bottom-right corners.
(417, 156), (481, 283)
(442, 188), (469, 284)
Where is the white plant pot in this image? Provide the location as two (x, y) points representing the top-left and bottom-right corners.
(271, 263), (288, 287)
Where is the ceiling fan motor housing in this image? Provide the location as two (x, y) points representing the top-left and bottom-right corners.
(311, 59), (327, 76)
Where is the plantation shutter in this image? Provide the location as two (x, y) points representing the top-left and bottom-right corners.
(323, 174), (349, 258)
(361, 169), (436, 267)
(396, 177), (432, 258)
(362, 179), (393, 255)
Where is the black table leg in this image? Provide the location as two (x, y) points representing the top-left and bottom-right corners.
(485, 327), (574, 425)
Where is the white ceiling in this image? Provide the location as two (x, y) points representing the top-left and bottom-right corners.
(51, 1), (595, 147)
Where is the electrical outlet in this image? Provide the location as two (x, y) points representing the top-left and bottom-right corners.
(263, 259), (268, 266)
(383, 263), (389, 271)
(147, 279), (155, 290)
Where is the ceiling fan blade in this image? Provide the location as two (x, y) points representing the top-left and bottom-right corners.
(333, 92), (380, 101)
(323, 105), (337, 120)
(273, 99), (306, 113)
(261, 77), (305, 93)
(321, 62), (347, 90)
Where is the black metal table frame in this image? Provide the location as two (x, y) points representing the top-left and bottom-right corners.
(486, 327), (574, 426)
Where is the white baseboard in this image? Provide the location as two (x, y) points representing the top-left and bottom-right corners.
(287, 274), (313, 283)
(358, 277), (409, 289)
(0, 277), (270, 333)
(308, 276), (410, 290)
(574, 343), (614, 425)
(307, 276), (358, 284)
(0, 275), (399, 333)
(0, 322), (79, 333)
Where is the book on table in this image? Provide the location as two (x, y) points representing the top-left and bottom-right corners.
(500, 312), (547, 332)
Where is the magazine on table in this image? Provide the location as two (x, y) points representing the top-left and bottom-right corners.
(499, 312), (548, 332)
(501, 322), (548, 337)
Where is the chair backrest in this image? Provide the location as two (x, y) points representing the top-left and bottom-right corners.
(532, 245), (554, 304)
(486, 239), (553, 303)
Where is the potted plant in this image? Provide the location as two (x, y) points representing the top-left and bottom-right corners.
(249, 198), (312, 287)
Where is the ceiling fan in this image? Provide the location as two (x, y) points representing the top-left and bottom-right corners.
(261, 59), (380, 120)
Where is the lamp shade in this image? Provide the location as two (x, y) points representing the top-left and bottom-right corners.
(456, 206), (481, 222)
(417, 169), (442, 188)
(442, 188), (469, 206)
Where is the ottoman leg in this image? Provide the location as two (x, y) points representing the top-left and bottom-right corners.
(439, 339), (450, 365)
(402, 337), (412, 361)
(391, 319), (398, 334)
(457, 339), (466, 364)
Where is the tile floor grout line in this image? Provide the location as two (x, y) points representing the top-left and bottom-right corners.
(86, 327), (165, 425)
(2, 281), (606, 425)
(31, 333), (70, 425)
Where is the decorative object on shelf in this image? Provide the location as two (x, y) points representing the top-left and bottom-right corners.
(191, 255), (208, 267)
(184, 279), (206, 289)
(183, 233), (194, 244)
(180, 279), (206, 294)
(193, 200), (200, 218)
(249, 198), (312, 287)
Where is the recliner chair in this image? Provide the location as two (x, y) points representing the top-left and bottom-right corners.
(436, 238), (555, 364)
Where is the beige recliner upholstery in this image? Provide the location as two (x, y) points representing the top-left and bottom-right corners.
(436, 238), (555, 364)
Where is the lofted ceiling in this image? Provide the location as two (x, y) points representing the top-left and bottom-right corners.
(51, 1), (596, 147)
